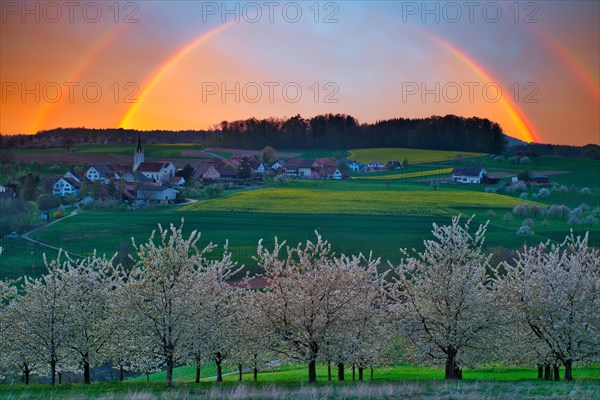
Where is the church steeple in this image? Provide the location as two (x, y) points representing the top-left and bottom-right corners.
(134, 132), (144, 171)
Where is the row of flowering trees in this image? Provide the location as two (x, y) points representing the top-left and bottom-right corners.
(0, 217), (598, 387)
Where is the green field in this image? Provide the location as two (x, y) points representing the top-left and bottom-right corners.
(348, 148), (487, 164)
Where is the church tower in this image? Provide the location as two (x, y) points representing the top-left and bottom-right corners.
(133, 132), (144, 171)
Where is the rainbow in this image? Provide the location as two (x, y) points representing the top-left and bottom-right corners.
(533, 28), (599, 105)
(120, 22), (235, 128)
(30, 23), (131, 134)
(420, 30), (539, 143)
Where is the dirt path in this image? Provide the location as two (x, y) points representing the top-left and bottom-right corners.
(21, 208), (85, 258)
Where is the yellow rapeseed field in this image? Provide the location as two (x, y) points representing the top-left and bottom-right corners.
(354, 168), (453, 180)
(182, 188), (529, 216)
(348, 148), (487, 164)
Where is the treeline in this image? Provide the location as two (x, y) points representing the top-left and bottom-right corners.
(1, 218), (598, 387)
(511, 142), (600, 160)
(1, 114), (506, 154)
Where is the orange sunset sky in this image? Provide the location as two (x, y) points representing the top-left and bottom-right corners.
(1, 1), (599, 145)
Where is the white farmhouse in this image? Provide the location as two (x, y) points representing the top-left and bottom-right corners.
(137, 162), (176, 183)
(452, 166), (487, 184)
(53, 177), (81, 197)
(86, 165), (117, 183)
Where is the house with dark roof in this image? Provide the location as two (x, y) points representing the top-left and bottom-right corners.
(53, 177), (81, 197)
(285, 159), (313, 178)
(452, 166), (487, 184)
(86, 165), (117, 183)
(137, 162), (176, 183)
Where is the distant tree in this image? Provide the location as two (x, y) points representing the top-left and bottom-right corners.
(333, 150), (346, 160)
(503, 212), (513, 224)
(36, 194), (60, 214)
(430, 182), (439, 191)
(529, 205), (542, 219)
(238, 157), (252, 179)
(540, 219), (549, 230)
(582, 215), (598, 227)
(517, 169), (531, 182)
(494, 156), (504, 162)
(273, 174), (287, 184)
(402, 158), (409, 168)
(90, 181), (102, 200)
(517, 225), (534, 236)
(509, 156), (518, 164)
(579, 187), (591, 196)
(63, 136), (74, 152)
(176, 164), (195, 182)
(512, 204), (529, 217)
(260, 146), (277, 163)
(20, 173), (39, 201)
(487, 210), (496, 219)
(520, 156), (530, 164)
(80, 179), (88, 198)
(592, 207), (600, 217)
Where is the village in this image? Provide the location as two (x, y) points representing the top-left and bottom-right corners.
(42, 135), (540, 206)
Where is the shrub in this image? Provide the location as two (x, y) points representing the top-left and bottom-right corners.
(514, 182), (527, 192)
(537, 188), (550, 199)
(582, 215), (598, 227)
(512, 204), (529, 217)
(205, 186), (224, 198)
(519, 192), (529, 200)
(52, 211), (63, 219)
(517, 225), (534, 236)
(579, 187), (591, 195)
(522, 218), (534, 228)
(484, 187), (497, 193)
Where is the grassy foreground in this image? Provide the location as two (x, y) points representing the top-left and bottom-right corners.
(3, 380), (600, 399)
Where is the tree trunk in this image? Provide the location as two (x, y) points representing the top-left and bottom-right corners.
(51, 360), (56, 386)
(358, 366), (364, 381)
(544, 364), (551, 380)
(238, 363), (243, 381)
(352, 364), (355, 381)
(253, 354), (259, 381)
(166, 354), (174, 387)
(146, 373), (150, 382)
(337, 363), (345, 381)
(195, 360), (201, 383)
(58, 372), (62, 385)
(216, 353), (223, 382)
(563, 359), (573, 381)
(327, 360), (332, 382)
(23, 365), (30, 385)
(444, 348), (461, 380)
(308, 359), (317, 383)
(370, 367), (373, 381)
(83, 355), (91, 384)
(537, 364), (543, 379)
(120, 365), (124, 382)
(553, 364), (560, 381)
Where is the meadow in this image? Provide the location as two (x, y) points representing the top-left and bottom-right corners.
(1, 152), (597, 279)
